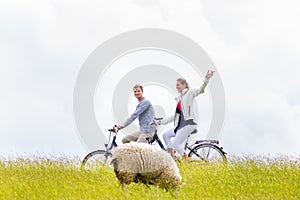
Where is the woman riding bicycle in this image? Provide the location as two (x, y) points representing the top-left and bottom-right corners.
(161, 70), (215, 160)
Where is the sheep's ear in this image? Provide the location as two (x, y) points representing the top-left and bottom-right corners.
(180, 182), (186, 188)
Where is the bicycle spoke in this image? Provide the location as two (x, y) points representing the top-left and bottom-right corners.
(201, 147), (206, 160)
(206, 146), (212, 159)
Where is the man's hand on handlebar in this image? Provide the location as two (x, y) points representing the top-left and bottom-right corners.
(116, 125), (124, 130)
(108, 125), (119, 133)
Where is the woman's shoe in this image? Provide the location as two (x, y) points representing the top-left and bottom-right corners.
(183, 153), (191, 163)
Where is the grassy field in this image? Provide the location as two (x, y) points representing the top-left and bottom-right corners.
(0, 155), (299, 200)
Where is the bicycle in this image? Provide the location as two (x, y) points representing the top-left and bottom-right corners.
(81, 118), (227, 170)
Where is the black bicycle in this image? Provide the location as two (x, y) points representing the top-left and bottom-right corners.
(81, 118), (227, 170)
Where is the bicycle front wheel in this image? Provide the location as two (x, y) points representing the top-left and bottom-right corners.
(81, 150), (112, 170)
(188, 143), (227, 163)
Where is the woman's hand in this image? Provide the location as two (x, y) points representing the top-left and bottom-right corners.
(154, 119), (162, 126)
(205, 70), (215, 79)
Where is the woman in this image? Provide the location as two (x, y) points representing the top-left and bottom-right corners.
(116, 84), (156, 143)
(162, 70), (215, 159)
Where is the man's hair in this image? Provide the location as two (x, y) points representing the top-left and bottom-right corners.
(176, 78), (189, 88)
(133, 84), (143, 92)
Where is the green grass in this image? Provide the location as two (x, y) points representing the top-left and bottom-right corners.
(0, 155), (299, 199)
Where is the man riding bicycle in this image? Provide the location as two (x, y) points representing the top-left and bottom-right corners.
(116, 84), (156, 143)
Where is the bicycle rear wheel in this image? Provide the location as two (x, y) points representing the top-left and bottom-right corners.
(81, 150), (112, 170)
(188, 143), (227, 163)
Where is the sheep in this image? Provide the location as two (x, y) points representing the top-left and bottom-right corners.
(110, 142), (182, 192)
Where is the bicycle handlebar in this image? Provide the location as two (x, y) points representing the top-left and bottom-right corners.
(108, 125), (118, 133)
(151, 117), (163, 126)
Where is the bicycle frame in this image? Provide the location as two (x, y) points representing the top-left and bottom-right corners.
(147, 132), (166, 151)
(147, 130), (193, 153)
(149, 129), (224, 158)
(81, 125), (227, 170)
(105, 124), (224, 158)
(105, 130), (118, 151)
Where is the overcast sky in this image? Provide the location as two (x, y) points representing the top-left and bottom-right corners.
(0, 0), (299, 157)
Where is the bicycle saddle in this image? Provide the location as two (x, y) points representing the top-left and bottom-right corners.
(191, 129), (197, 134)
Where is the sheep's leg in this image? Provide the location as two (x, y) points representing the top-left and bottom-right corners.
(169, 189), (179, 198)
(120, 183), (129, 191)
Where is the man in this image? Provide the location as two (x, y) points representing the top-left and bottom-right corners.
(116, 84), (156, 143)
